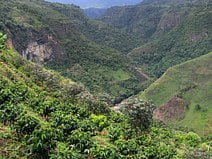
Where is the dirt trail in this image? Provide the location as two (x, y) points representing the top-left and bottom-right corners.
(128, 65), (151, 81)
(134, 66), (151, 80)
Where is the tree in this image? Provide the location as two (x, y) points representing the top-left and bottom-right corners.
(122, 98), (155, 131)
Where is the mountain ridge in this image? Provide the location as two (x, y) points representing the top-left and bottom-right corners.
(100, 1), (212, 76)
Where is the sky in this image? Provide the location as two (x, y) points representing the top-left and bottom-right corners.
(46, 0), (143, 8)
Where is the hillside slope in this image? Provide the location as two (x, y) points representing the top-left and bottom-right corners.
(0, 0), (145, 101)
(140, 52), (212, 136)
(0, 32), (211, 159)
(83, 8), (107, 19)
(100, 0), (212, 76)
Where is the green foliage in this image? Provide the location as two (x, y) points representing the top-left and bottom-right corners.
(90, 114), (108, 131)
(1, 48), (210, 159)
(90, 145), (121, 159)
(86, 100), (111, 115)
(13, 114), (40, 136)
(28, 127), (62, 158)
(101, 2), (212, 77)
(50, 142), (82, 159)
(0, 32), (7, 50)
(175, 132), (202, 147)
(39, 99), (58, 117)
(0, 102), (24, 124)
(115, 139), (139, 156)
(68, 129), (94, 152)
(100, 4), (164, 41)
(107, 124), (125, 142)
(51, 112), (79, 136)
(195, 104), (201, 111)
(122, 99), (155, 131)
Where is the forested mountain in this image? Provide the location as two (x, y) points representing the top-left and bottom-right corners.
(100, 0), (212, 76)
(0, 0), (144, 102)
(83, 8), (107, 19)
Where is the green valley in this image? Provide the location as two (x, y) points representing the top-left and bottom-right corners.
(0, 0), (144, 102)
(0, 0), (212, 158)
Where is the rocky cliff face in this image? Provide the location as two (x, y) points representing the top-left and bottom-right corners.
(158, 11), (185, 31)
(21, 35), (57, 63)
(22, 41), (53, 63)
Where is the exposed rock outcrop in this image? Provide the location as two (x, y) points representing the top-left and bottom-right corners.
(22, 35), (55, 63)
(158, 12), (184, 31)
(190, 32), (208, 42)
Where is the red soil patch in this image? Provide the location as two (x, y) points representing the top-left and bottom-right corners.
(154, 97), (186, 122)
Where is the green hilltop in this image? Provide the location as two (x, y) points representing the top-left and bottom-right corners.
(140, 52), (212, 136)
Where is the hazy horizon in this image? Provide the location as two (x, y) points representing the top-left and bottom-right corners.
(46, 0), (143, 8)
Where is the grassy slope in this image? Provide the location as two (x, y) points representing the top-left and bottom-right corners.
(140, 52), (212, 135)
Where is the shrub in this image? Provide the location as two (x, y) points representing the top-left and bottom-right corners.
(115, 139), (138, 156)
(90, 114), (108, 131)
(0, 32), (7, 50)
(13, 114), (40, 136)
(122, 99), (155, 131)
(90, 145), (121, 159)
(29, 127), (62, 158)
(51, 112), (79, 136)
(68, 129), (94, 152)
(50, 142), (83, 159)
(0, 102), (24, 124)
